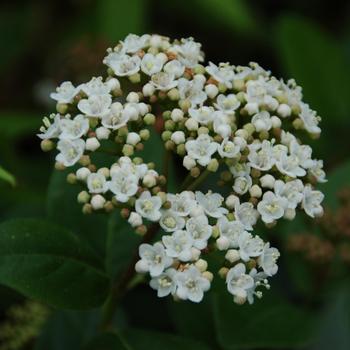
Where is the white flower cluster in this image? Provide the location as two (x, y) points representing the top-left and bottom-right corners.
(38, 33), (326, 305)
(135, 190), (278, 304)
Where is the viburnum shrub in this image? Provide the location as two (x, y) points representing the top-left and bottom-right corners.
(39, 33), (326, 306)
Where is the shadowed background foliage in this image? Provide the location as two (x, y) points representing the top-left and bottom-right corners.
(1, 0), (350, 349)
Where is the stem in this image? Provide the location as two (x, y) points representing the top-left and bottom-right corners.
(186, 169), (211, 191)
(179, 172), (193, 191)
(99, 223), (160, 331)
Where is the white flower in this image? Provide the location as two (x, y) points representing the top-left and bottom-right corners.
(206, 62), (235, 88)
(77, 94), (111, 117)
(177, 77), (207, 106)
(289, 140), (313, 169)
(213, 111), (232, 138)
(217, 216), (245, 248)
(81, 76), (111, 96)
(274, 179), (304, 209)
(87, 173), (108, 194)
(56, 139), (85, 166)
(150, 268), (177, 297)
(107, 54), (141, 76)
(238, 231), (264, 261)
(226, 263), (254, 302)
(248, 140), (275, 171)
(302, 185), (324, 218)
(258, 243), (280, 276)
(50, 81), (80, 104)
(141, 53), (164, 75)
(109, 173), (139, 203)
(251, 111), (272, 132)
(186, 215), (212, 250)
(102, 104), (130, 130)
(257, 191), (287, 224)
(308, 160), (327, 183)
(172, 38), (204, 68)
(151, 72), (177, 90)
(195, 191), (228, 218)
(299, 103), (321, 134)
(234, 201), (259, 230)
(214, 94), (240, 114)
(121, 33), (149, 53)
(189, 106), (214, 125)
(164, 60), (185, 78)
(159, 210), (185, 232)
(167, 191), (197, 217)
(230, 162), (251, 177)
(275, 151), (306, 178)
(218, 138), (240, 158)
(185, 134), (218, 166)
(135, 191), (162, 221)
(175, 265), (210, 303)
(233, 175), (252, 195)
(162, 230), (193, 261)
(38, 114), (61, 139)
(246, 269), (269, 304)
(137, 243), (173, 277)
(128, 212), (143, 227)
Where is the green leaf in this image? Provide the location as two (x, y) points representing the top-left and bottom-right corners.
(319, 160), (350, 210)
(105, 214), (141, 279)
(0, 219), (110, 309)
(82, 332), (129, 350)
(275, 15), (350, 122)
(96, 0), (145, 43)
(213, 290), (315, 349)
(35, 310), (100, 350)
(191, 0), (257, 34)
(0, 166), (16, 186)
(47, 169), (109, 258)
(122, 329), (212, 350)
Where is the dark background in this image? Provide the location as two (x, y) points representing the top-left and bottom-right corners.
(1, 1), (350, 349)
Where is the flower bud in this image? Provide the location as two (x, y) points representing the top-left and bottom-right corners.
(271, 116), (282, 128)
(207, 159), (219, 172)
(126, 91), (139, 103)
(171, 131), (185, 144)
(91, 194), (106, 210)
(126, 132), (141, 145)
(96, 126), (111, 140)
(218, 267), (229, 279)
(142, 83), (155, 97)
(277, 103), (291, 118)
(135, 260), (149, 273)
(260, 174), (275, 189)
(128, 212), (143, 227)
(77, 190), (90, 204)
(205, 84), (219, 98)
(217, 236), (230, 250)
(245, 102), (259, 115)
(143, 113), (156, 125)
(195, 259), (208, 272)
(225, 194), (239, 209)
(225, 249), (240, 263)
(202, 271), (213, 282)
(86, 137), (100, 151)
(40, 139), (54, 152)
(249, 184), (262, 198)
(139, 129), (150, 140)
(191, 247), (201, 261)
(185, 118), (199, 131)
(122, 144), (134, 156)
(183, 156), (196, 170)
(143, 173), (157, 188)
(171, 108), (184, 122)
(284, 208), (296, 220)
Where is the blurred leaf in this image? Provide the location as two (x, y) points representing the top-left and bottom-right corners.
(319, 160), (350, 210)
(36, 310), (100, 350)
(105, 214), (141, 279)
(122, 328), (212, 349)
(0, 219), (110, 309)
(167, 295), (217, 347)
(0, 166), (16, 186)
(96, 0), (145, 43)
(192, 0), (257, 34)
(0, 113), (40, 140)
(311, 285), (350, 350)
(81, 332), (128, 350)
(275, 15), (350, 122)
(47, 169), (109, 258)
(213, 290), (315, 349)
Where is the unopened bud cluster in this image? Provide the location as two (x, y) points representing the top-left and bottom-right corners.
(38, 33), (326, 305)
